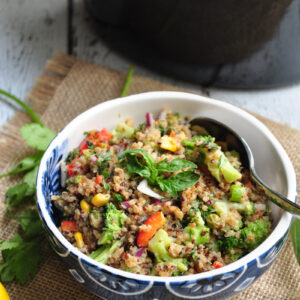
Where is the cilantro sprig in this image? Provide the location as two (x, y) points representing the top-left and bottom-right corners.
(0, 66), (134, 285)
(118, 149), (199, 197)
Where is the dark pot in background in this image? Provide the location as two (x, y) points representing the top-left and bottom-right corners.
(85, 0), (300, 89)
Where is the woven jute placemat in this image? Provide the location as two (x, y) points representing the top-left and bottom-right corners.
(0, 53), (299, 300)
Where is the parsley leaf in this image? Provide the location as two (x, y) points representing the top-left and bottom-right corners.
(20, 123), (56, 151)
(0, 234), (41, 284)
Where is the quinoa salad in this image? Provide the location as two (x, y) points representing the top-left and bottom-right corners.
(51, 108), (272, 277)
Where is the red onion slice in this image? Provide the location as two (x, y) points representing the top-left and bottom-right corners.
(137, 179), (164, 200)
(135, 248), (145, 258)
(121, 201), (131, 209)
(146, 112), (155, 127)
(60, 162), (67, 187)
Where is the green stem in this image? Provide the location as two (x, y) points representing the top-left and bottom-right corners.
(0, 161), (40, 179)
(0, 89), (43, 125)
(120, 65), (134, 97)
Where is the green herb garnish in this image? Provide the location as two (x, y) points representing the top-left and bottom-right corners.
(118, 149), (199, 197)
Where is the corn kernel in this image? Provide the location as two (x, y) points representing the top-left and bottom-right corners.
(80, 199), (91, 213)
(160, 136), (177, 152)
(92, 193), (110, 207)
(74, 232), (84, 248)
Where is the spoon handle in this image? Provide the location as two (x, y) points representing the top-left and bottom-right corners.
(250, 172), (299, 218)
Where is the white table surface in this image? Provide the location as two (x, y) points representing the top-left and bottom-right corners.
(1, 0), (300, 130)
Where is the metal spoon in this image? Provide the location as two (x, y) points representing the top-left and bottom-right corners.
(190, 117), (300, 218)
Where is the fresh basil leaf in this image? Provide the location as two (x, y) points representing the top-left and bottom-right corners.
(157, 171), (200, 197)
(126, 154), (151, 178)
(291, 218), (300, 265)
(0, 151), (43, 179)
(20, 123), (56, 151)
(156, 158), (197, 173)
(118, 149), (154, 168)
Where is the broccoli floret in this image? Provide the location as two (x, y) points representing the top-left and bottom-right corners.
(98, 203), (127, 245)
(213, 200), (243, 231)
(240, 220), (271, 251)
(184, 225), (210, 245)
(219, 220), (271, 257)
(103, 203), (127, 232)
(149, 229), (188, 274)
(219, 235), (240, 252)
(206, 213), (221, 229)
(90, 237), (124, 263)
(187, 207), (205, 226)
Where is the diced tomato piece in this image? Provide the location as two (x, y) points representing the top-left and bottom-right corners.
(96, 128), (112, 141)
(137, 212), (166, 247)
(213, 261), (224, 269)
(67, 163), (74, 176)
(79, 136), (96, 154)
(95, 174), (102, 184)
(61, 220), (78, 232)
(79, 140), (88, 152)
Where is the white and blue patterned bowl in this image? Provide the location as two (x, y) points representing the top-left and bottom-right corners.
(36, 92), (297, 300)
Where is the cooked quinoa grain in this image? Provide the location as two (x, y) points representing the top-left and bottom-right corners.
(52, 108), (272, 276)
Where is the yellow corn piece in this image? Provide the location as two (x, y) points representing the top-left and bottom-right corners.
(160, 136), (177, 152)
(74, 232), (84, 248)
(80, 199), (91, 213)
(92, 193), (110, 207)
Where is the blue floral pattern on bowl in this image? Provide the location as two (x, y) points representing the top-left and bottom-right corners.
(37, 138), (293, 300)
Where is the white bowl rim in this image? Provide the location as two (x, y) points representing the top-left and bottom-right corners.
(36, 91), (297, 283)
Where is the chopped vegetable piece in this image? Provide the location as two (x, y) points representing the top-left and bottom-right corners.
(80, 200), (91, 213)
(95, 174), (102, 184)
(137, 212), (166, 247)
(61, 221), (78, 232)
(92, 193), (110, 207)
(74, 232), (85, 249)
(97, 128), (111, 141)
(213, 261), (224, 269)
(148, 229), (188, 273)
(230, 185), (244, 202)
(184, 225), (210, 245)
(160, 136), (177, 152)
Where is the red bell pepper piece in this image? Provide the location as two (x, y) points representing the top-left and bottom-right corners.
(213, 261), (224, 269)
(137, 212), (166, 247)
(61, 220), (78, 232)
(67, 163), (74, 176)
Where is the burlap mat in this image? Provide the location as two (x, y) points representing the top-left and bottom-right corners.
(0, 53), (299, 300)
